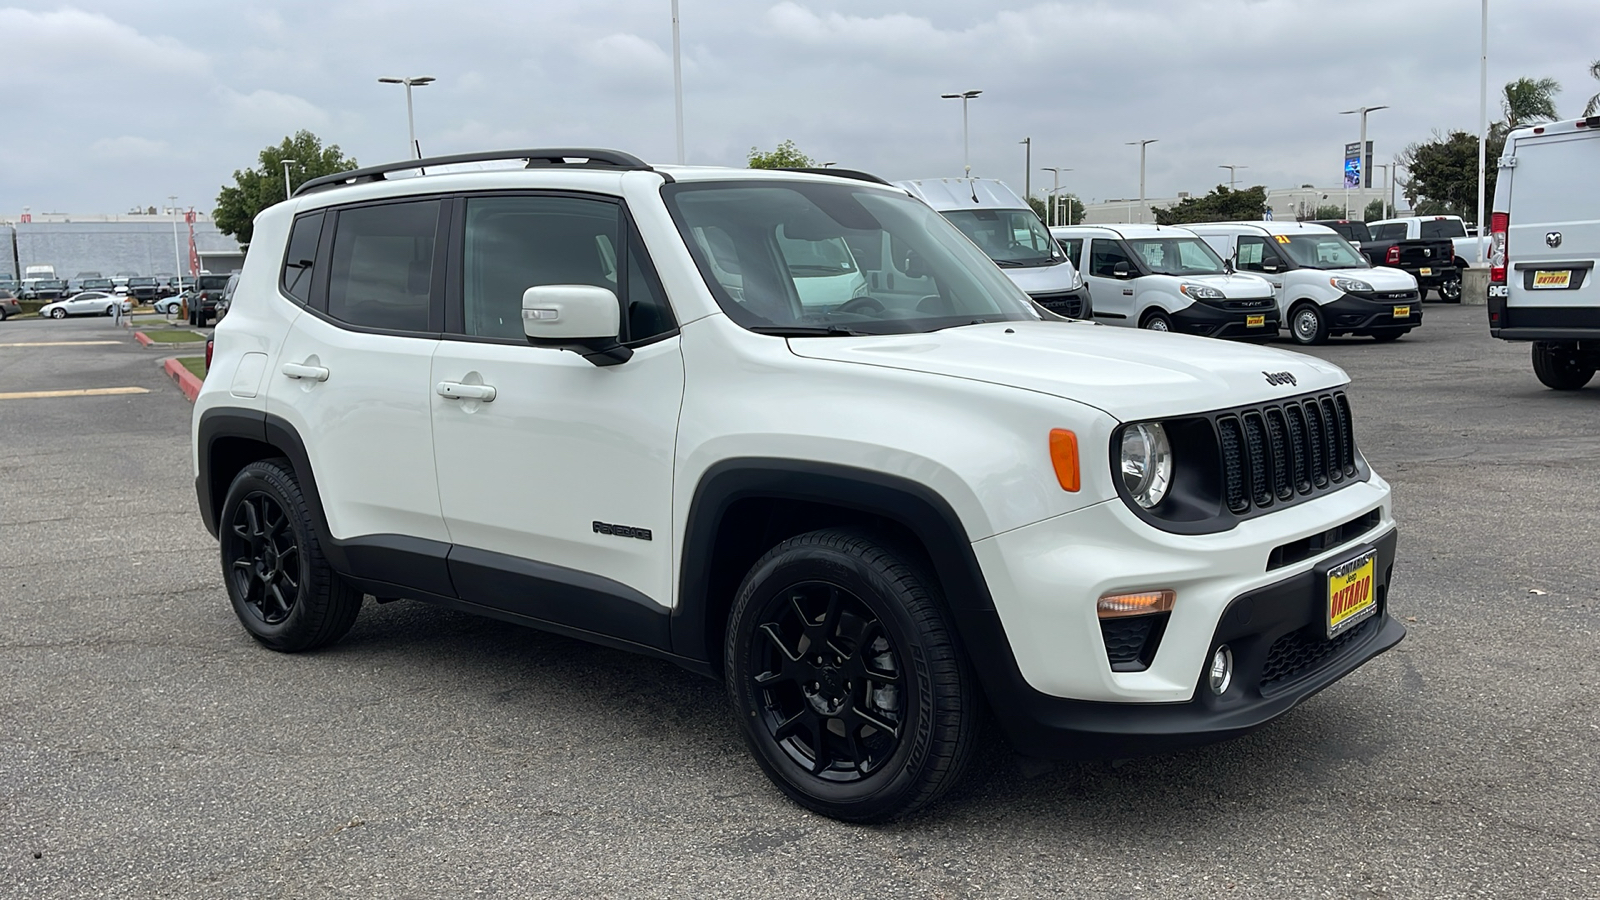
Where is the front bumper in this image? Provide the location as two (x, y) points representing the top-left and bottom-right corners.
(1326, 290), (1423, 335)
(1172, 298), (1279, 340)
(965, 478), (1401, 758)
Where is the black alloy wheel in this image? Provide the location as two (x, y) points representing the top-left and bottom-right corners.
(727, 529), (981, 823)
(1438, 278), (1463, 302)
(219, 459), (361, 651)
(225, 490), (302, 626)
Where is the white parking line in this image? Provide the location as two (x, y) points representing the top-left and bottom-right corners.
(0, 341), (124, 347)
(0, 387), (150, 400)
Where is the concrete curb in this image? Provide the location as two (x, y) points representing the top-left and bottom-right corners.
(134, 331), (154, 346)
(162, 357), (203, 402)
(134, 329), (207, 347)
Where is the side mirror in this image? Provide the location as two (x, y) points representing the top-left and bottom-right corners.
(1112, 261), (1131, 279)
(522, 284), (632, 367)
(1262, 260), (1280, 273)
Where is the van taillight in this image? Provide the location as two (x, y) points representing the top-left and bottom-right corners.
(205, 338), (214, 370)
(1385, 245), (1400, 265)
(1489, 211), (1509, 284)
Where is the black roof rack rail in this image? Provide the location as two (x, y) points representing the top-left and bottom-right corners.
(293, 148), (657, 197)
(777, 167), (891, 186)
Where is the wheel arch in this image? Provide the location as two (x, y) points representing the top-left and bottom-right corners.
(196, 410), (333, 560)
(673, 459), (996, 674)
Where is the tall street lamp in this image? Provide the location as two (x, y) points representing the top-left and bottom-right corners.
(1126, 140), (1157, 224)
(1340, 104), (1388, 216)
(940, 89), (982, 174)
(1218, 164), (1248, 191)
(168, 195), (182, 286)
(378, 75), (436, 159)
(1019, 137), (1030, 201)
(1372, 163), (1391, 219)
(1041, 166), (1071, 226)
(672, 0), (685, 164)
(281, 159), (298, 202)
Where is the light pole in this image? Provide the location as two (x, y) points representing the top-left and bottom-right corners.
(940, 90), (982, 174)
(1019, 137), (1030, 201)
(1126, 140), (1157, 224)
(1373, 163), (1391, 219)
(1218, 164), (1248, 191)
(378, 75), (436, 159)
(1476, 0), (1488, 261)
(820, 161), (836, 168)
(672, 0), (685, 164)
(1339, 104), (1388, 217)
(168, 195), (182, 287)
(1041, 167), (1071, 226)
(281, 159), (298, 202)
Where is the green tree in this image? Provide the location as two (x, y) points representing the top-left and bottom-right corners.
(747, 140), (813, 169)
(1312, 204), (1348, 220)
(1500, 76), (1561, 132)
(1153, 185), (1268, 225)
(215, 131), (358, 244)
(1584, 59), (1600, 117)
(1397, 130), (1505, 219)
(1026, 193), (1085, 226)
(1363, 198), (1387, 222)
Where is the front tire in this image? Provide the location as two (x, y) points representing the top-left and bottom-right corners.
(725, 529), (981, 823)
(1140, 309), (1172, 332)
(1289, 303), (1329, 345)
(219, 459), (361, 652)
(1531, 342), (1596, 391)
(51, 308), (67, 319)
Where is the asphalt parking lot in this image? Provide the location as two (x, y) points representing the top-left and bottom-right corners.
(1, 306), (1595, 899)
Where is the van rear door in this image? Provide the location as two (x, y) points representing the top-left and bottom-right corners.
(1506, 129), (1600, 316)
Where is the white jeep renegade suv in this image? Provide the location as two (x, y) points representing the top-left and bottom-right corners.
(193, 149), (1404, 822)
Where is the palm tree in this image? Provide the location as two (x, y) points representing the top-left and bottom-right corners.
(1501, 77), (1562, 131)
(1585, 59), (1600, 117)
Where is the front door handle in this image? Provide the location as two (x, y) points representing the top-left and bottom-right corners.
(436, 381), (497, 402)
(281, 362), (330, 382)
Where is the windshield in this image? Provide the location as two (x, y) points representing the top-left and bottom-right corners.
(663, 181), (1042, 335)
(1278, 234), (1369, 269)
(1126, 237), (1227, 276)
(940, 208), (1061, 266)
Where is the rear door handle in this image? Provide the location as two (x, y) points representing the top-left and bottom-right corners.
(281, 362), (330, 382)
(436, 381), (496, 402)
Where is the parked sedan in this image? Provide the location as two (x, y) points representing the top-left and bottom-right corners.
(39, 291), (132, 318)
(0, 289), (20, 320)
(153, 293), (186, 314)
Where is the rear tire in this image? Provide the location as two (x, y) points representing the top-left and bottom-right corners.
(1531, 342), (1596, 391)
(219, 459), (362, 652)
(725, 529), (981, 823)
(1438, 278), (1463, 303)
(1289, 303), (1329, 345)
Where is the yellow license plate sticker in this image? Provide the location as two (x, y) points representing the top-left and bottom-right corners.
(1532, 270), (1572, 289)
(1327, 550), (1377, 638)
(1393, 305), (1410, 318)
(1418, 267), (1433, 276)
(1246, 314), (1266, 327)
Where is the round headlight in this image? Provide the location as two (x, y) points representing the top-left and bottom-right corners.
(1119, 423), (1172, 509)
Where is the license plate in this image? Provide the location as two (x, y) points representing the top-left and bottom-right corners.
(1418, 267), (1433, 276)
(1392, 305), (1410, 318)
(1246, 314), (1266, 328)
(1532, 270), (1572, 289)
(1327, 549), (1377, 638)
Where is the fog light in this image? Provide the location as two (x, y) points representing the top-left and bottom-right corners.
(1208, 645), (1234, 695)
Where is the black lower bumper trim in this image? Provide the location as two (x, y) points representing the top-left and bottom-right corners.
(1171, 301), (1279, 340)
(1489, 301), (1600, 341)
(957, 529), (1403, 759)
(1324, 292), (1423, 335)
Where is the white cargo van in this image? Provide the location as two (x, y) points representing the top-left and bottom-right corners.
(893, 177), (1091, 319)
(1189, 221), (1421, 345)
(1050, 224), (1277, 339)
(1487, 115), (1600, 389)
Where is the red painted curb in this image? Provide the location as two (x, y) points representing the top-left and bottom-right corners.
(134, 331), (154, 346)
(162, 357), (204, 402)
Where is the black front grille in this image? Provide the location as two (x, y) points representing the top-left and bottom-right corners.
(1261, 616), (1379, 692)
(1031, 291), (1085, 318)
(1219, 392), (1358, 514)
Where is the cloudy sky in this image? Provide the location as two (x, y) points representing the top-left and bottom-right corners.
(2, 0), (1594, 216)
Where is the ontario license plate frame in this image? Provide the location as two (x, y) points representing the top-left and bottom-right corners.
(1326, 548), (1378, 639)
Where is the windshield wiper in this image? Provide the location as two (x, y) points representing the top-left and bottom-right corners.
(749, 324), (867, 337)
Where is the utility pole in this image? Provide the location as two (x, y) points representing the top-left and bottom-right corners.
(1019, 137), (1030, 203)
(1126, 140), (1157, 224)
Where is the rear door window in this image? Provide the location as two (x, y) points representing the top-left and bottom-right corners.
(326, 200), (441, 332)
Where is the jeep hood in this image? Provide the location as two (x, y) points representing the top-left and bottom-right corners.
(788, 321), (1347, 421)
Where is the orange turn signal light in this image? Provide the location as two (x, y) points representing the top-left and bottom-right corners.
(1097, 590), (1176, 619)
(1049, 428), (1079, 492)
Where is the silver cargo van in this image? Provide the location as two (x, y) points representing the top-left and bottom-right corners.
(893, 177), (1091, 319)
(1487, 115), (1600, 389)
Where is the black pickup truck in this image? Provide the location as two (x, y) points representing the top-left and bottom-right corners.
(1311, 219), (1461, 301)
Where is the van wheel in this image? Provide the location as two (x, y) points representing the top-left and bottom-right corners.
(219, 459), (362, 652)
(725, 529), (981, 823)
(1531, 342), (1596, 391)
(1289, 303), (1329, 345)
(1140, 310), (1172, 332)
